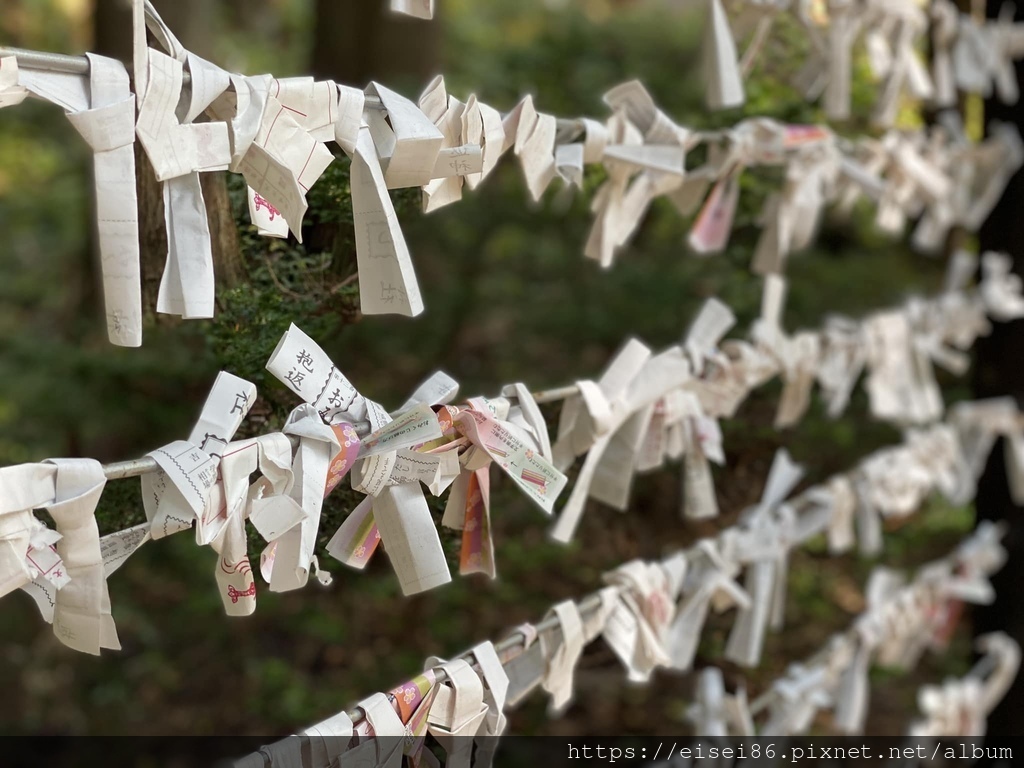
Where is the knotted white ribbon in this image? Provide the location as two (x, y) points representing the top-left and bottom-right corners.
(686, 666), (755, 736)
(0, 463), (64, 599)
(300, 710), (353, 768)
(267, 324), (451, 596)
(601, 559), (677, 683)
(134, 3), (233, 320)
(668, 539), (749, 670)
(143, 372), (255, 540)
(724, 449), (804, 667)
(418, 77), (485, 213)
(539, 600), (585, 713)
(759, 659), (834, 736)
(424, 659), (490, 768)
(25, 459), (119, 655)
(3, 54), (142, 346)
(833, 568), (892, 734)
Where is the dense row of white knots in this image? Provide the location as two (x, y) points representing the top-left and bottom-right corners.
(706, 0), (1024, 117)
(2, 1), (1023, 348)
(2, 250), (1023, 654)
(231, 524), (1012, 767)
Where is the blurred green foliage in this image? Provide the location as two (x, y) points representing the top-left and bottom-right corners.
(0, 0), (975, 741)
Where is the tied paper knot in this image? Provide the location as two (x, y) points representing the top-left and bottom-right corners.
(550, 338), (651, 540)
(759, 660), (834, 737)
(141, 372), (262, 608)
(0, 461), (122, 655)
(628, 298), (734, 520)
(688, 119), (830, 256)
(424, 643), (509, 768)
(635, 393), (725, 520)
(686, 667), (755, 737)
(833, 568), (895, 735)
(691, 337), (780, 419)
(752, 137), (840, 275)
(327, 380), (562, 583)
(423, 659), (490, 768)
(231, 76), (338, 240)
(585, 82), (688, 267)
(724, 448), (804, 668)
(980, 251), (1024, 321)
(947, 521), (1007, 604)
(601, 559), (679, 683)
(906, 425), (975, 507)
(950, 398), (1022, 479)
(857, 437), (939, 527)
(863, 308), (940, 426)
(344, 692), (408, 768)
(440, 388), (563, 578)
(268, 324), (453, 596)
(142, 372), (255, 540)
(134, 6), (231, 320)
(539, 601), (585, 714)
(0, 463), (69, 601)
(910, 633), (1020, 738)
(816, 315), (867, 419)
(551, 341), (692, 543)
(759, 314), (822, 430)
(351, 90), (429, 318)
(864, 1), (934, 128)
(49, 461), (121, 654)
(953, 3), (1023, 106)
(2, 53), (142, 347)
(668, 539), (749, 671)
(205, 431), (294, 615)
(297, 711), (354, 768)
(256, 405), (339, 593)
(684, 297), (736, 377)
(418, 77), (486, 213)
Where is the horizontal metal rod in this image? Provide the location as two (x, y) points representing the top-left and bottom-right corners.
(103, 456), (159, 480)
(99, 384), (583, 480)
(529, 384), (582, 405)
(0, 45), (583, 132)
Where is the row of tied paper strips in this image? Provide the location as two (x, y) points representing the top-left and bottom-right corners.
(696, 0), (1024, 120)
(2, 0), (1022, 348)
(228, 521), (1010, 768)
(680, 633), (1019, 740)
(3, 260), (1024, 654)
(310, 0), (1024, 128)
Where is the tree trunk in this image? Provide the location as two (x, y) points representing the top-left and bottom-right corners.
(148, 0), (216, 59)
(973, 0), (1024, 737)
(92, 0), (134, 62)
(202, 172), (247, 291)
(134, 144), (167, 313)
(311, 0), (439, 88)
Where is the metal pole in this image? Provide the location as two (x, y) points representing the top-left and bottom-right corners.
(97, 384), (582, 480)
(0, 45), (584, 132)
